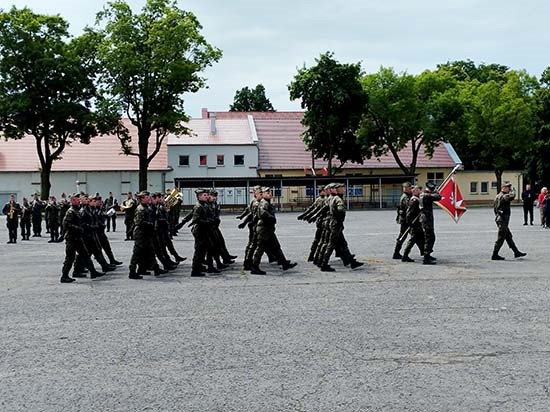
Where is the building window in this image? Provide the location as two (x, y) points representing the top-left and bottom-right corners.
(178, 155), (189, 167)
(481, 181), (489, 194)
(347, 185), (364, 196)
(491, 181), (498, 189)
(427, 172), (444, 187)
(234, 155), (245, 166)
(470, 182), (478, 194)
(217, 155), (224, 166)
(199, 155), (207, 166)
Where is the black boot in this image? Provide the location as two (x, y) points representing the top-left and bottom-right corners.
(320, 265), (335, 272)
(90, 271), (105, 279)
(514, 250), (527, 258)
(250, 265), (266, 275)
(402, 255), (414, 263)
(129, 268), (143, 279)
(191, 269), (206, 277)
(110, 259), (123, 266)
(491, 254), (505, 260)
(350, 260), (364, 269)
(60, 276), (75, 283)
(282, 262), (297, 271)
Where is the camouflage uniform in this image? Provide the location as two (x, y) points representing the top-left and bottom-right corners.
(401, 193), (425, 261)
(492, 186), (526, 259)
(190, 195), (213, 276)
(129, 199), (157, 277)
(419, 187), (441, 263)
(393, 187), (412, 259)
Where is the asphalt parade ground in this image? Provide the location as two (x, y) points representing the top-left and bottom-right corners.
(1, 207), (550, 412)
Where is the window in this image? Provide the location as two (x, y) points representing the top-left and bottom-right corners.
(347, 185), (364, 196)
(427, 172), (444, 187)
(178, 155), (189, 167)
(199, 155), (207, 166)
(234, 155), (245, 166)
(470, 182), (478, 194)
(217, 155), (224, 166)
(481, 181), (489, 194)
(491, 181), (498, 189)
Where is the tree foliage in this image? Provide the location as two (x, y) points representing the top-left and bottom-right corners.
(358, 67), (463, 177)
(288, 52), (367, 176)
(230, 84), (274, 112)
(92, 0), (222, 190)
(0, 6), (111, 198)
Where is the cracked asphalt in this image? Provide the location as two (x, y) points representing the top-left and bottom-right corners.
(1, 207), (550, 412)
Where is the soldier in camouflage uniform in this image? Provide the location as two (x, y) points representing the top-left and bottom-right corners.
(189, 189), (215, 277)
(237, 186), (263, 270)
(60, 194), (104, 283)
(401, 185), (425, 263)
(45, 196), (60, 243)
(297, 185), (328, 262)
(57, 194), (70, 242)
(492, 183), (527, 260)
(94, 196), (123, 266)
(317, 184), (363, 272)
(419, 182), (441, 265)
(393, 182), (412, 259)
(251, 187), (297, 275)
(122, 192), (137, 241)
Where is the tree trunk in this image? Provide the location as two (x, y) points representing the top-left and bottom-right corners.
(138, 155), (148, 191)
(138, 127), (150, 191)
(40, 165), (52, 199)
(495, 168), (503, 193)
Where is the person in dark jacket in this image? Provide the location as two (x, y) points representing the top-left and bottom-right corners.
(521, 184), (536, 225)
(492, 183), (527, 260)
(419, 182), (441, 265)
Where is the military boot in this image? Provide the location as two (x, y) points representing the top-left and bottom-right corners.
(129, 268), (143, 279)
(513, 249), (527, 258)
(350, 260), (364, 269)
(90, 270), (105, 279)
(250, 265), (266, 275)
(60, 276), (75, 283)
(282, 262), (297, 271)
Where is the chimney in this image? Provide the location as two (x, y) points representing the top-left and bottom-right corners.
(201, 107), (209, 119)
(210, 112), (217, 135)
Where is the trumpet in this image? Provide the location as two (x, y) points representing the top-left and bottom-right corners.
(164, 188), (182, 208)
(8, 203), (14, 220)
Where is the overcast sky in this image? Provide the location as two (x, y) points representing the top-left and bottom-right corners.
(6, 0), (550, 117)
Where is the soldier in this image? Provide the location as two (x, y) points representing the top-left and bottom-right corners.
(150, 193), (179, 271)
(45, 196), (60, 243)
(393, 182), (412, 259)
(317, 184), (363, 271)
(297, 185), (328, 262)
(158, 193), (186, 263)
(30, 193), (45, 237)
(238, 186), (263, 271)
(94, 196), (123, 266)
(492, 183), (527, 260)
(401, 185), (425, 262)
(2, 194), (21, 244)
(60, 194), (105, 283)
(189, 189), (216, 277)
(20, 197), (32, 241)
(128, 191), (162, 279)
(251, 187), (297, 275)
(121, 192), (137, 241)
(208, 190), (237, 266)
(419, 182), (441, 265)
(104, 191), (118, 232)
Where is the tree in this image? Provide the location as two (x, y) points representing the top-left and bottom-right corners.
(230, 84), (275, 112)
(452, 69), (537, 189)
(288, 52), (367, 176)
(93, 0), (222, 190)
(0, 7), (111, 198)
(358, 67), (463, 177)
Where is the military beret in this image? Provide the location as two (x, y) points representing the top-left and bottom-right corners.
(502, 182), (512, 188)
(333, 183), (345, 188)
(426, 182), (436, 191)
(136, 191), (150, 198)
(402, 181), (412, 188)
(209, 189), (218, 196)
(252, 185), (262, 192)
(262, 186), (272, 192)
(194, 188), (209, 195)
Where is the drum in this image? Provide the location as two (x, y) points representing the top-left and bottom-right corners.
(106, 207), (116, 217)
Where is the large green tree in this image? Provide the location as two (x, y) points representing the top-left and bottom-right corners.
(230, 84), (275, 112)
(0, 7), (111, 198)
(92, 0), (222, 190)
(358, 67), (463, 177)
(288, 52), (367, 176)
(435, 61), (537, 189)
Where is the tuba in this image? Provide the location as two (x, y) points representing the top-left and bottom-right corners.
(164, 188), (182, 208)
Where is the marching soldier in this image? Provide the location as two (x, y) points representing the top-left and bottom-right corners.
(31, 193), (45, 237)
(94, 196), (123, 266)
(20, 197), (32, 241)
(401, 185), (425, 262)
(60, 194), (105, 283)
(419, 182), (441, 265)
(57, 193), (70, 242)
(297, 185), (328, 262)
(238, 186), (263, 270)
(317, 184), (363, 271)
(251, 187), (297, 275)
(393, 182), (412, 259)
(121, 192), (137, 241)
(209, 190), (237, 265)
(189, 189), (215, 277)
(2, 194), (21, 244)
(492, 183), (527, 260)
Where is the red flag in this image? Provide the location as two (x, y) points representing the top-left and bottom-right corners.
(321, 167), (328, 176)
(435, 174), (467, 223)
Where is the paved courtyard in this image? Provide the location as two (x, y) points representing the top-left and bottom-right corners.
(1, 207), (549, 411)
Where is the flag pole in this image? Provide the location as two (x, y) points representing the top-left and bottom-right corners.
(397, 163), (462, 244)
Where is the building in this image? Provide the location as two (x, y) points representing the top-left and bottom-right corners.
(0, 121), (169, 205)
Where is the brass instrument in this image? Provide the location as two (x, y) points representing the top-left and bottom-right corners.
(8, 203), (14, 220)
(120, 198), (136, 211)
(164, 188), (182, 208)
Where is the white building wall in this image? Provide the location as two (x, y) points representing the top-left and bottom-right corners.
(0, 171), (164, 204)
(166, 145), (258, 183)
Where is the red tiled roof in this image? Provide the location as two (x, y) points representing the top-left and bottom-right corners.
(0, 120), (168, 172)
(167, 118), (253, 145)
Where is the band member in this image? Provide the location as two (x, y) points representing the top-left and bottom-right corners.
(492, 183), (527, 260)
(31, 193), (45, 237)
(45, 196), (61, 243)
(104, 191), (118, 232)
(20, 197), (32, 240)
(121, 192), (137, 240)
(3, 194), (21, 244)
